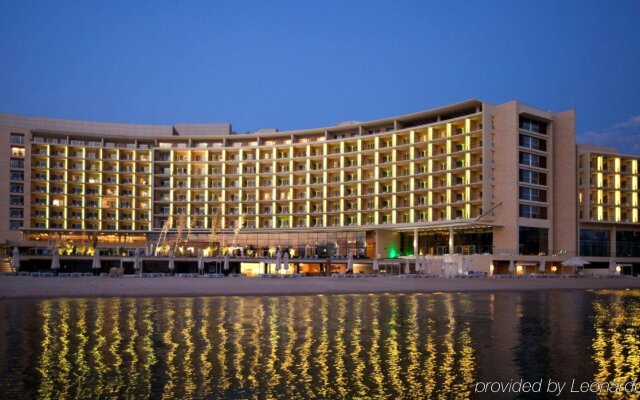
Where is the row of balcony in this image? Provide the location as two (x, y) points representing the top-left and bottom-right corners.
(32, 176), (151, 186)
(153, 128), (482, 154)
(149, 159), (483, 177)
(33, 138), (482, 163)
(153, 143), (483, 163)
(32, 152), (151, 162)
(29, 117), (481, 153)
(154, 187), (481, 200)
(586, 180), (639, 190)
(32, 213), (150, 221)
(153, 199), (482, 215)
(30, 209), (483, 230)
(154, 174), (482, 189)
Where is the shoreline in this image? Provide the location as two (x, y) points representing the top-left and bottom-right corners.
(0, 276), (639, 300)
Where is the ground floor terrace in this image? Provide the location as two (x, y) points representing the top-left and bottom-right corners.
(4, 253), (640, 278)
(3, 224), (640, 276)
(14, 224), (497, 258)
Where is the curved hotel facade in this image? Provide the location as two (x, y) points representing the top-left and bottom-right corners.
(1, 99), (639, 275)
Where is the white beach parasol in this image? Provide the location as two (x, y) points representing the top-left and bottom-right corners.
(275, 251), (282, 273)
(11, 247), (20, 272)
(223, 255), (230, 271)
(51, 249), (60, 271)
(168, 248), (175, 273)
(283, 252), (290, 273)
(198, 250), (205, 273)
(562, 257), (590, 274)
(135, 251), (142, 275)
(92, 249), (101, 271)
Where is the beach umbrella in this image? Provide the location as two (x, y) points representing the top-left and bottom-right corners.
(275, 251), (282, 273)
(223, 255), (230, 271)
(92, 249), (101, 272)
(539, 258), (546, 273)
(508, 259), (515, 274)
(168, 248), (175, 273)
(609, 258), (616, 275)
(346, 254), (353, 273)
(283, 252), (290, 273)
(561, 256), (590, 267)
(562, 257), (589, 274)
(373, 258), (379, 272)
(135, 251), (142, 275)
(51, 249), (60, 271)
(404, 258), (411, 275)
(11, 247), (20, 273)
(198, 250), (205, 273)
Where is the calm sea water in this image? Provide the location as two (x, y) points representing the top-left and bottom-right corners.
(0, 291), (638, 399)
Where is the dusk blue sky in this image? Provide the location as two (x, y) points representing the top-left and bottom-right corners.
(1, 1), (639, 152)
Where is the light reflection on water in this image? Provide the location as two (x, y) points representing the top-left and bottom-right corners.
(0, 291), (638, 399)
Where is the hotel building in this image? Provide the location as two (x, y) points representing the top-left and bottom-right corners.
(577, 144), (640, 274)
(1, 99), (638, 275)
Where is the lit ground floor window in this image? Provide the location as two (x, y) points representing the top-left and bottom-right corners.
(400, 229), (493, 256)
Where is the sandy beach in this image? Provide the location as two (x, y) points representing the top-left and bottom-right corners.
(0, 275), (639, 299)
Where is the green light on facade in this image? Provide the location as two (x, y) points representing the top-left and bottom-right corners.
(388, 245), (398, 258)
